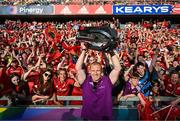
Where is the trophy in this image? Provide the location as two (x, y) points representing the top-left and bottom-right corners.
(76, 26), (117, 52)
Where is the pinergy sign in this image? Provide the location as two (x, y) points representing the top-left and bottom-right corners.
(16, 6), (53, 14)
(113, 5), (172, 15)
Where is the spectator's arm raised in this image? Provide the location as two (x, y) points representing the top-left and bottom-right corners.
(22, 54), (43, 81)
(124, 64), (134, 81)
(149, 48), (158, 73)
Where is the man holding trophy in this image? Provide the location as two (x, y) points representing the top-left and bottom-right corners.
(75, 26), (121, 120)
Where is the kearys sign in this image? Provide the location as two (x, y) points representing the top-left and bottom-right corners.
(113, 5), (172, 15)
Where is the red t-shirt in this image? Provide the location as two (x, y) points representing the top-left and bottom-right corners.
(164, 81), (180, 96)
(70, 86), (83, 105)
(0, 67), (13, 96)
(6, 66), (24, 76)
(174, 84), (180, 96)
(54, 78), (75, 96)
(26, 71), (40, 82)
(32, 78), (54, 96)
(137, 93), (158, 121)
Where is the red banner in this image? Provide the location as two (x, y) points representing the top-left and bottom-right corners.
(172, 4), (180, 14)
(55, 5), (112, 15)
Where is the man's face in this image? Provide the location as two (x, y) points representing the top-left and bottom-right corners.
(138, 56), (144, 62)
(172, 61), (178, 67)
(88, 57), (96, 64)
(137, 65), (145, 76)
(11, 61), (18, 67)
(171, 74), (179, 85)
(152, 83), (159, 93)
(90, 64), (102, 82)
(58, 70), (67, 82)
(11, 76), (20, 86)
(131, 78), (139, 86)
(22, 53), (27, 59)
(148, 96), (154, 103)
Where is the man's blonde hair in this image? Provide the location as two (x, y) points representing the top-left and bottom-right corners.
(90, 62), (102, 72)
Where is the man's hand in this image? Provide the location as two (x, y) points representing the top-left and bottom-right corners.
(81, 42), (87, 50)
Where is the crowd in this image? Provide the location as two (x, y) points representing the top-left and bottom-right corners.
(0, 18), (179, 107)
(0, 0), (178, 5)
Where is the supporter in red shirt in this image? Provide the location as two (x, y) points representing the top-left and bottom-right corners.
(162, 20), (169, 28)
(53, 68), (80, 105)
(151, 81), (161, 96)
(164, 72), (180, 96)
(9, 73), (30, 106)
(25, 70), (40, 84)
(122, 53), (131, 69)
(31, 69), (54, 105)
(0, 59), (12, 97)
(0, 19), (179, 110)
(68, 68), (82, 105)
(137, 93), (159, 121)
(6, 59), (24, 77)
(70, 86), (82, 105)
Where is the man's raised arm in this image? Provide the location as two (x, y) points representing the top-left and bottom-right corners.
(75, 43), (87, 85)
(109, 51), (121, 85)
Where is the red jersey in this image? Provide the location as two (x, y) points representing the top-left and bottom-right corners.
(165, 81), (180, 96)
(0, 67), (13, 96)
(6, 66), (24, 77)
(32, 78), (54, 96)
(54, 78), (75, 96)
(26, 71), (40, 82)
(137, 93), (158, 121)
(70, 86), (83, 105)
(174, 84), (180, 96)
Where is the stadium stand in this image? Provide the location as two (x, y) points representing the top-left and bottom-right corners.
(0, 0), (179, 120)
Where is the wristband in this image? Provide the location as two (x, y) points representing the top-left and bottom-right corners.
(81, 49), (87, 53)
(82, 49), (87, 52)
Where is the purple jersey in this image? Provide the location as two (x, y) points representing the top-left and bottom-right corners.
(81, 75), (113, 120)
(123, 80), (138, 96)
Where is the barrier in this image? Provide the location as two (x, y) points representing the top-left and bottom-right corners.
(0, 96), (176, 120)
(0, 96), (178, 120)
(0, 106), (139, 120)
